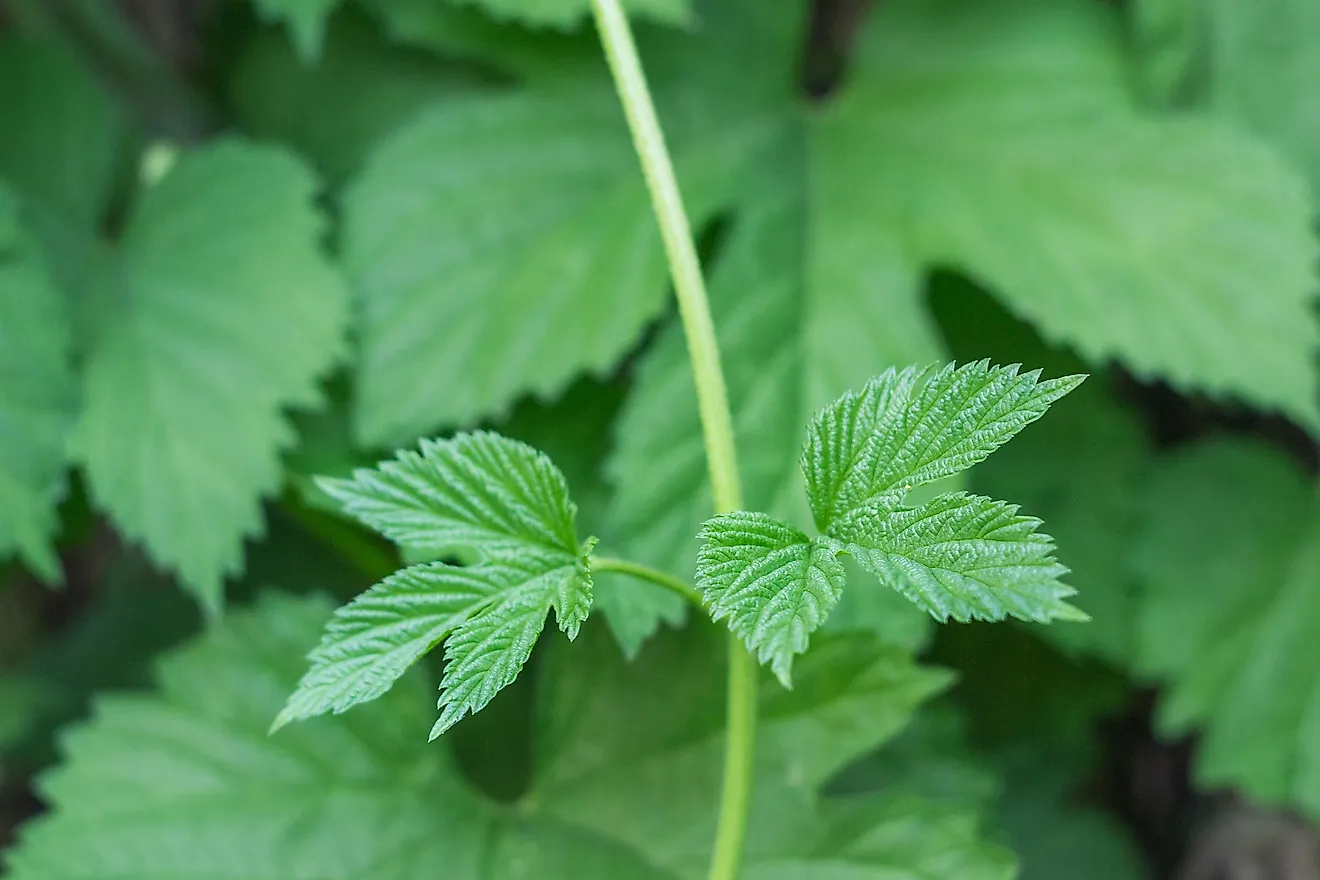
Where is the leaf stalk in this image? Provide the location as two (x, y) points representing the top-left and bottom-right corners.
(590, 555), (703, 606)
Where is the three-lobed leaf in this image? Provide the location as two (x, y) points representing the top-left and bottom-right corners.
(278, 431), (594, 738)
(697, 362), (1083, 685)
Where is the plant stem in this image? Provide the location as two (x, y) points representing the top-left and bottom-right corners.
(590, 556), (703, 606)
(589, 3), (757, 879)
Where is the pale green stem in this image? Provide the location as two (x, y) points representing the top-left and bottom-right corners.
(590, 555), (703, 606)
(588, 3), (757, 878)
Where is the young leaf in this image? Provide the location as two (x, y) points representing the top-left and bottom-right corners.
(318, 430), (580, 558)
(0, 185), (75, 582)
(694, 361), (1080, 681)
(71, 140), (348, 615)
(281, 431), (593, 737)
(275, 555), (591, 739)
(801, 362), (1084, 535)
(834, 493), (1082, 624)
(696, 512), (844, 686)
(1134, 439), (1320, 817)
(8, 593), (1004, 879)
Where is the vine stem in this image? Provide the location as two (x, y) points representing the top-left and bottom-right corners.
(589, 2), (757, 878)
(590, 556), (703, 606)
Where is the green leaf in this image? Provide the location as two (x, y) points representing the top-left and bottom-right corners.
(802, 362), (1084, 535)
(971, 377), (1147, 662)
(696, 512), (844, 686)
(276, 554), (591, 739)
(493, 377), (678, 656)
(345, 86), (663, 446)
(836, 492), (1081, 624)
(345, 2), (785, 447)
(358, 0), (596, 81)
(1200, 0), (1320, 196)
(823, 0), (1318, 428)
(609, 172), (938, 650)
(8, 593), (1003, 879)
(530, 619), (958, 875)
(319, 430), (581, 557)
(1134, 439), (1320, 816)
(251, 0), (340, 61)
(71, 140), (348, 615)
(993, 747), (1149, 880)
(691, 362), (1079, 683)
(229, 10), (492, 186)
(745, 794), (1015, 880)
(1134, 0), (1320, 197)
(0, 35), (127, 285)
(284, 431), (593, 737)
(1129, 0), (1204, 104)
(0, 185), (76, 581)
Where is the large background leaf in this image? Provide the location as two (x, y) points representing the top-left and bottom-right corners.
(7, 592), (1008, 878)
(72, 141), (348, 614)
(0, 186), (76, 581)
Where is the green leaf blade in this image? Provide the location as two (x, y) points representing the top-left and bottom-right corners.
(823, 0), (1319, 427)
(803, 361), (1084, 534)
(71, 140), (349, 614)
(838, 492), (1081, 624)
(287, 431), (592, 738)
(696, 511), (845, 686)
(429, 558), (591, 739)
(319, 430), (580, 558)
(273, 562), (499, 731)
(1134, 439), (1320, 816)
(0, 185), (75, 581)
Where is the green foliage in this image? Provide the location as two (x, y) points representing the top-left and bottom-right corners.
(3, 0), (1320, 874)
(697, 513), (844, 686)
(0, 35), (127, 287)
(609, 0), (1318, 647)
(71, 141), (348, 615)
(228, 11), (492, 186)
(7, 593), (1009, 878)
(0, 185), (75, 582)
(696, 362), (1083, 684)
(1133, 438), (1320, 817)
(970, 377), (1147, 662)
(800, 363), (1082, 534)
(278, 431), (594, 738)
(1134, 0), (1320, 196)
